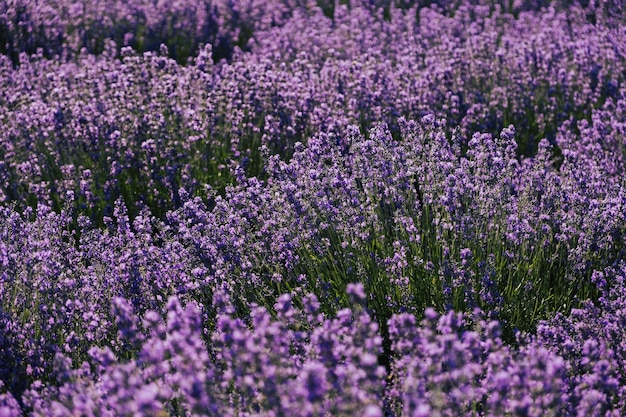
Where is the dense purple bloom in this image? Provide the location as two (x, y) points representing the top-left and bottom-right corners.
(1, 0), (626, 415)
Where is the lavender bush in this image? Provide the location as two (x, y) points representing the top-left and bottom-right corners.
(1, 0), (626, 415)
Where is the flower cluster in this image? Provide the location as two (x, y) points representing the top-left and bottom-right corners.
(20, 284), (385, 416)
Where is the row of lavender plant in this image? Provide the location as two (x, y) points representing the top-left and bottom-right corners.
(1, 114), (625, 413)
(1, 0), (623, 66)
(2, 277), (626, 415)
(2, 1), (625, 223)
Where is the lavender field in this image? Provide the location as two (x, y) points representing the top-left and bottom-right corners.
(1, 0), (626, 415)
